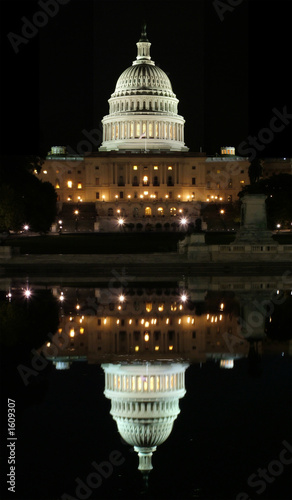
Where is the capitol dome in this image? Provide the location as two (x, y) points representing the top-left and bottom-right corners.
(99, 25), (188, 152)
(102, 361), (189, 477)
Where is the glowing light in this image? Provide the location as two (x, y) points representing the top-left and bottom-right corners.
(220, 303), (224, 311)
(158, 305), (164, 312)
(219, 315), (223, 321)
(143, 176), (148, 183)
(180, 293), (187, 302)
(144, 191), (148, 195)
(187, 317), (190, 323)
(58, 220), (63, 224)
(67, 181), (73, 188)
(155, 346), (159, 351)
(140, 195), (144, 199)
(144, 333), (150, 342)
(116, 319), (120, 325)
(128, 195), (131, 199)
(220, 209), (225, 214)
(119, 294), (125, 302)
(135, 346), (139, 351)
(76, 304), (80, 310)
(206, 314), (210, 320)
(168, 345), (174, 350)
(165, 194), (169, 198)
(141, 319), (145, 324)
(192, 318), (195, 324)
(145, 321), (150, 328)
(166, 318), (169, 324)
(118, 218), (125, 225)
(102, 195), (105, 200)
(129, 319), (132, 325)
(181, 218), (188, 225)
(74, 210), (79, 215)
(59, 294), (65, 302)
(178, 318), (181, 324)
(187, 195), (190, 200)
(23, 224), (29, 231)
(69, 329), (75, 337)
(178, 195), (181, 199)
(80, 328), (84, 334)
(117, 305), (122, 310)
(179, 304), (183, 310)
(43, 170), (47, 174)
(24, 289), (32, 299)
(103, 318), (107, 325)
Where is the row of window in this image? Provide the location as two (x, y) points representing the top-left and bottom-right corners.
(110, 100), (177, 113)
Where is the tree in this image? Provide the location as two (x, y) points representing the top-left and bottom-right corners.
(0, 155), (57, 233)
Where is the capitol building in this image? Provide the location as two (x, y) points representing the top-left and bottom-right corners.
(36, 25), (290, 231)
(37, 26), (254, 231)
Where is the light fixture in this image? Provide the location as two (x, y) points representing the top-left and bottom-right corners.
(119, 294), (125, 302)
(118, 218), (125, 225)
(144, 333), (150, 342)
(180, 293), (187, 302)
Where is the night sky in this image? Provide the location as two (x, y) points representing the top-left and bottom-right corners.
(1, 0), (291, 158)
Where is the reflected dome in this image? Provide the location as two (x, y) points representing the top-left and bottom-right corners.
(102, 361), (188, 475)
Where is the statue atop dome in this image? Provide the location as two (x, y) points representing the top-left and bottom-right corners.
(139, 21), (148, 42)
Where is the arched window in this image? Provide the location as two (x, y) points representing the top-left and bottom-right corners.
(55, 179), (60, 189)
(133, 207), (139, 217)
(153, 176), (159, 186)
(108, 208), (114, 216)
(121, 102), (124, 111)
(145, 207), (152, 216)
(157, 207), (164, 215)
(170, 207), (177, 216)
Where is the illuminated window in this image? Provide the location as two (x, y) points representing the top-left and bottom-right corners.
(77, 183), (82, 189)
(146, 302), (152, 312)
(143, 175), (149, 185)
(157, 207), (164, 215)
(67, 195), (72, 201)
(149, 123), (153, 137)
(168, 166), (173, 170)
(145, 206), (152, 216)
(43, 170), (47, 174)
(130, 122), (134, 137)
(170, 207), (176, 215)
(67, 180), (73, 188)
(240, 180), (245, 184)
(158, 304), (164, 312)
(55, 180), (60, 189)
(155, 346), (159, 351)
(136, 122), (141, 137)
(80, 327), (84, 334)
(154, 165), (158, 170)
(133, 165), (138, 170)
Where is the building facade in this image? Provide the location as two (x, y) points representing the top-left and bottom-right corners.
(36, 27), (290, 231)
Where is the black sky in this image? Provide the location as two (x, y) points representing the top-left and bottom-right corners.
(1, 0), (291, 157)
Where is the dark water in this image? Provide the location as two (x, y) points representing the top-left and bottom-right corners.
(1, 276), (291, 500)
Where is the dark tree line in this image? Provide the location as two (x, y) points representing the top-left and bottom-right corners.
(0, 156), (57, 233)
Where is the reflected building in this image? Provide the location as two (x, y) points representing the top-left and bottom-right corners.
(102, 361), (188, 481)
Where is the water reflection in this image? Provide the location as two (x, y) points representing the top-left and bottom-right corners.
(0, 276), (291, 499)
